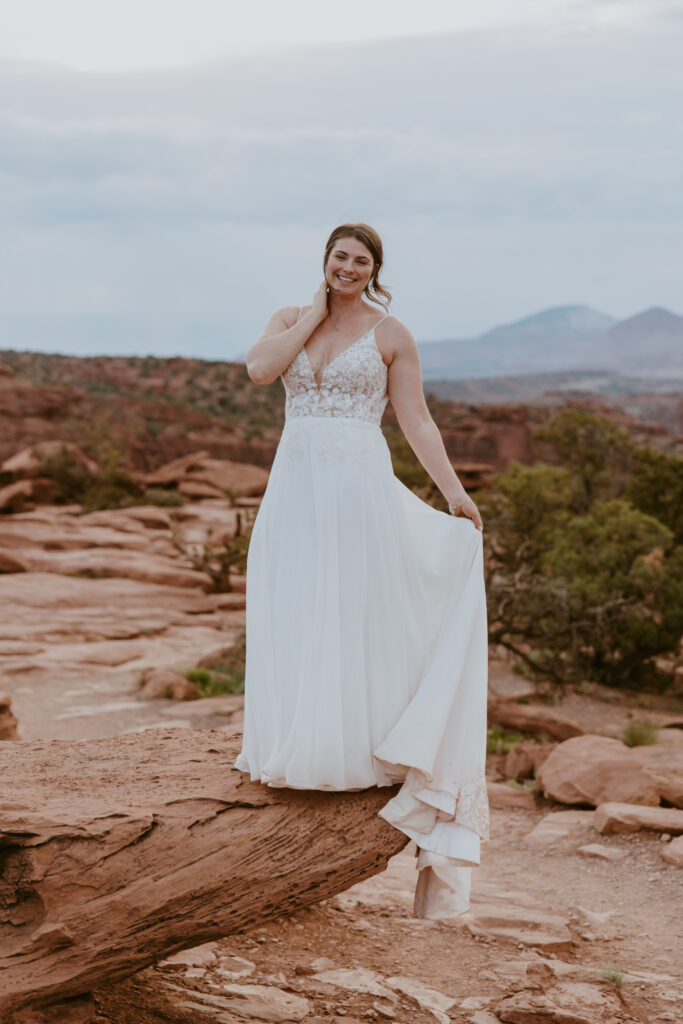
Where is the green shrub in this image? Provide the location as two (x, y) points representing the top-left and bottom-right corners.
(622, 720), (659, 747)
(187, 632), (246, 697)
(487, 728), (525, 755)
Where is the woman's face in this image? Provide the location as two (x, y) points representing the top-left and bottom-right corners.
(325, 236), (374, 297)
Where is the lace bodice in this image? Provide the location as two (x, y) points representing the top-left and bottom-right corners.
(282, 319), (389, 425)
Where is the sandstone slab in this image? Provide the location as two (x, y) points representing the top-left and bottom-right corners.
(536, 734), (661, 807)
(594, 802), (683, 834)
(488, 699), (584, 741)
(524, 810), (596, 847)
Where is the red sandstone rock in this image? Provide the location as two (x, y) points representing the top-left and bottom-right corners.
(594, 802), (683, 835)
(503, 741), (554, 781)
(535, 734), (661, 807)
(178, 479), (227, 500)
(0, 479), (55, 513)
(0, 729), (407, 1018)
(1, 441), (98, 479)
(138, 668), (198, 701)
(0, 549), (26, 573)
(141, 451), (211, 485)
(661, 835), (683, 867)
(631, 728), (683, 808)
(487, 781), (536, 811)
(487, 699), (584, 741)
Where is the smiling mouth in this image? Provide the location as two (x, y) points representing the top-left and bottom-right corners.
(337, 275), (357, 282)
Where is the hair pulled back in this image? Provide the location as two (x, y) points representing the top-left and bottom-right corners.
(324, 223), (391, 311)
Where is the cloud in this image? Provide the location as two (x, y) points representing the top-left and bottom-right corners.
(0, 25), (681, 355)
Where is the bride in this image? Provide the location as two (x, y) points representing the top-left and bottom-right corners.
(234, 223), (489, 919)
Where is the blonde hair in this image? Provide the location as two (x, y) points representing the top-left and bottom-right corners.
(324, 223), (391, 311)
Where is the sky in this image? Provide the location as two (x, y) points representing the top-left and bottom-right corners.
(1, 0), (682, 359)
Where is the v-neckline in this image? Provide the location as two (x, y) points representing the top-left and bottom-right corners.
(303, 318), (385, 391)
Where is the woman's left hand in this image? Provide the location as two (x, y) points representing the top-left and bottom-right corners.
(450, 495), (484, 531)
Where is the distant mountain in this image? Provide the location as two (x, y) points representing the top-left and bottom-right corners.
(590, 307), (683, 378)
(418, 305), (616, 379)
(418, 304), (683, 382)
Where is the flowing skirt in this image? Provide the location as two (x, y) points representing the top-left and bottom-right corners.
(234, 414), (489, 917)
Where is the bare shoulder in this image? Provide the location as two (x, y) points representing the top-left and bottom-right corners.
(375, 314), (417, 364)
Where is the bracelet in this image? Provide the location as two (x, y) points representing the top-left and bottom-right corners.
(448, 497), (467, 515)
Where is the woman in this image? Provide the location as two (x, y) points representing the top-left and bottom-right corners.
(234, 223), (489, 919)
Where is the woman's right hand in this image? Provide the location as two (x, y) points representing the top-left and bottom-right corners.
(310, 280), (330, 325)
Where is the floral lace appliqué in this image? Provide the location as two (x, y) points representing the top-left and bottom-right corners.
(282, 329), (389, 426)
(454, 764), (490, 840)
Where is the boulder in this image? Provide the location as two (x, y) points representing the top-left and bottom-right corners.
(0, 693), (19, 740)
(631, 728), (683, 808)
(0, 729), (408, 1019)
(487, 699), (584, 741)
(594, 802), (683, 835)
(661, 835), (683, 867)
(503, 741), (554, 781)
(535, 734), (661, 807)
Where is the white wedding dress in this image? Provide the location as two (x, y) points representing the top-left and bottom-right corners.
(234, 312), (489, 918)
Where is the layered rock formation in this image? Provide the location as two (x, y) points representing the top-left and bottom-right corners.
(0, 730), (407, 1020)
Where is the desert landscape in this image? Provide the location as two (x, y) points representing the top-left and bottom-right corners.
(1, 350), (682, 1024)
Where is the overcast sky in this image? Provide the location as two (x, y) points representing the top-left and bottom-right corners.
(1, 0), (682, 358)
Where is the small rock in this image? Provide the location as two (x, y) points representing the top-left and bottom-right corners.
(310, 968), (397, 1000)
(138, 667), (198, 701)
(577, 843), (626, 862)
(461, 995), (492, 1009)
(661, 834), (683, 867)
(210, 982), (310, 1022)
(158, 940), (219, 969)
(216, 953), (256, 979)
(386, 974), (456, 1024)
(372, 999), (396, 1019)
(487, 781), (536, 810)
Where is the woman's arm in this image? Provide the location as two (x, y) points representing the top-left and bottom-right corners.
(384, 319), (484, 531)
(245, 283), (328, 385)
